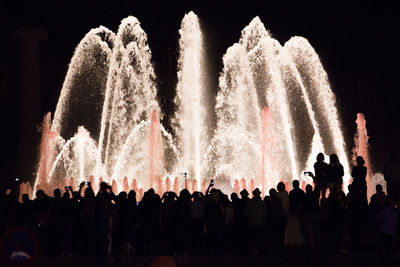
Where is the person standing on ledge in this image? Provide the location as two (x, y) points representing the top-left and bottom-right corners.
(328, 154), (344, 188)
(313, 153), (329, 198)
(351, 156), (367, 198)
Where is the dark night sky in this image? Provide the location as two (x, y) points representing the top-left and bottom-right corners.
(2, 0), (398, 74)
(1, 0), (399, 186)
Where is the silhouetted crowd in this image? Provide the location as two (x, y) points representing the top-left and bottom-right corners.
(1, 152), (400, 264)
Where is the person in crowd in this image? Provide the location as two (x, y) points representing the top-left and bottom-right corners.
(176, 189), (191, 255)
(221, 193), (234, 255)
(327, 154), (344, 188)
(48, 188), (63, 256)
(94, 182), (115, 259)
(369, 184), (388, 238)
(277, 182), (289, 213)
(60, 188), (75, 257)
(313, 153), (329, 198)
(285, 181), (305, 246)
(189, 191), (205, 255)
(78, 186), (96, 256)
(237, 189), (250, 255)
(347, 184), (368, 250)
(126, 190), (138, 252)
(204, 188), (224, 256)
(138, 188), (160, 255)
(246, 188), (266, 255)
(159, 191), (178, 254)
(326, 182), (346, 251)
(351, 156), (367, 198)
(266, 188), (287, 250)
(301, 184), (319, 249)
(289, 180), (305, 212)
(32, 189), (51, 256)
(370, 184), (387, 211)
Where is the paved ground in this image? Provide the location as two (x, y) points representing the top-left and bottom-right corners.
(4, 248), (400, 267)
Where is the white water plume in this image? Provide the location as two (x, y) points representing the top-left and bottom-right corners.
(96, 16), (159, 179)
(35, 12), (354, 196)
(173, 11), (208, 186)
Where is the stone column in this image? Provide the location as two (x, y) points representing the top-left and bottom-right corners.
(12, 27), (48, 181)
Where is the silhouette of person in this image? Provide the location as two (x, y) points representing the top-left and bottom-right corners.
(189, 191), (205, 255)
(347, 184), (367, 250)
(351, 156), (367, 196)
(326, 182), (346, 251)
(301, 184), (319, 249)
(204, 189), (224, 256)
(289, 180), (305, 212)
(246, 188), (266, 255)
(370, 184), (387, 211)
(236, 189), (250, 255)
(276, 182), (289, 213)
(313, 153), (329, 198)
(267, 188), (287, 250)
(327, 154), (344, 188)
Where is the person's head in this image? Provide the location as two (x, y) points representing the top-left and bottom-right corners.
(118, 191), (127, 200)
(99, 182), (107, 192)
(376, 184), (383, 193)
(36, 189), (45, 199)
(292, 180), (300, 189)
(163, 192), (174, 203)
(192, 191), (201, 201)
(253, 188), (261, 197)
(231, 192), (239, 201)
(317, 153), (325, 162)
(148, 188), (155, 196)
(53, 188), (61, 198)
(210, 188), (220, 203)
(356, 156), (365, 166)
(179, 189), (191, 201)
(277, 182), (286, 192)
(240, 189), (249, 199)
(22, 194), (29, 203)
(128, 190), (136, 200)
(84, 187), (94, 198)
(330, 154), (339, 164)
(62, 191), (70, 200)
(305, 184), (313, 193)
(269, 188), (277, 198)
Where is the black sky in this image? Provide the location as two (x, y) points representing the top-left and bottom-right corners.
(2, 0), (398, 73)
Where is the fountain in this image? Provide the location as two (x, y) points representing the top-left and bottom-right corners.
(34, 12), (364, 197)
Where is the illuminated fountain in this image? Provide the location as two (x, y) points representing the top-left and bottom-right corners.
(34, 12), (357, 196)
